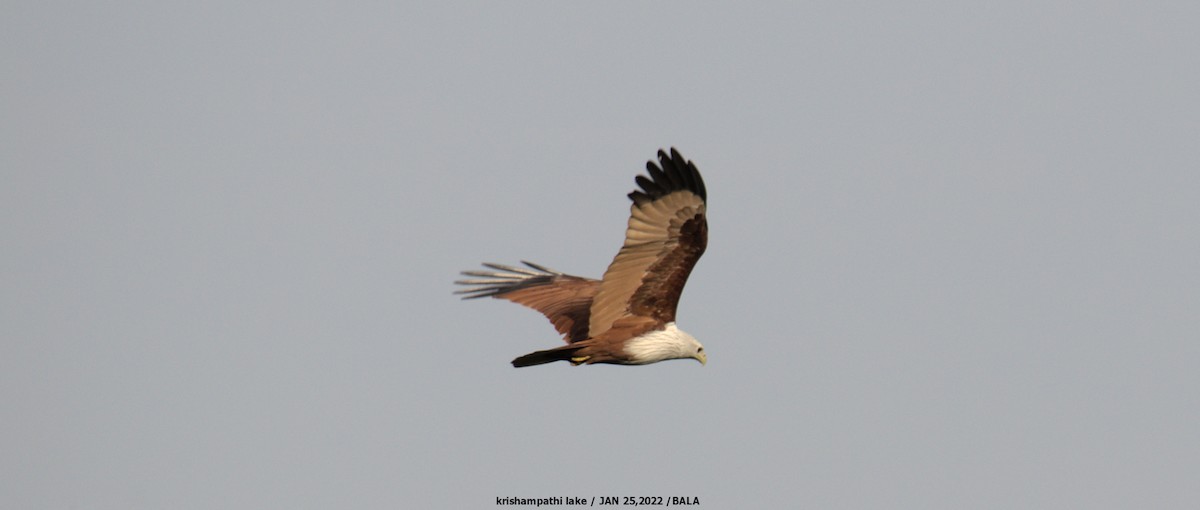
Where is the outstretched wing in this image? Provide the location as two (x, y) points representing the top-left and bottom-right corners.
(587, 148), (708, 338)
(455, 261), (599, 343)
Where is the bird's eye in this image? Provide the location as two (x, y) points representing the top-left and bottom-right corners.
(698, 347), (704, 352)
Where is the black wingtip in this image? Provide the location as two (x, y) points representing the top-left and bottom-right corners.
(511, 345), (583, 367)
(453, 261), (563, 300)
(629, 147), (707, 204)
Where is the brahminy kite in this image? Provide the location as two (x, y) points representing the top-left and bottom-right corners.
(455, 148), (708, 367)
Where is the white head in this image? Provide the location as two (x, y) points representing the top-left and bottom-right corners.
(625, 322), (707, 365)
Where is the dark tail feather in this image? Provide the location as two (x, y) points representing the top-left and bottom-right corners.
(512, 345), (583, 368)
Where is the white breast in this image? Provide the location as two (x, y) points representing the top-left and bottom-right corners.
(623, 322), (703, 364)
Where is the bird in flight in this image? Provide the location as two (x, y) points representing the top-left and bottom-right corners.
(455, 148), (709, 367)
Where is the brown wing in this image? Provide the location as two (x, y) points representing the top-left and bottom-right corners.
(455, 261), (599, 343)
(587, 148), (708, 338)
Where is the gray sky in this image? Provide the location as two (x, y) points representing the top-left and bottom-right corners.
(3, 1), (1198, 508)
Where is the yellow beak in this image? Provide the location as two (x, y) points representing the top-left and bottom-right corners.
(696, 352), (707, 365)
